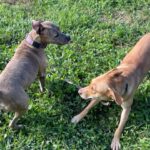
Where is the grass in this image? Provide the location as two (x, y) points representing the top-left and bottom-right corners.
(0, 0), (150, 149)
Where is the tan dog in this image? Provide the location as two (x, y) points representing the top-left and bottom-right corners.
(72, 33), (150, 150)
(0, 20), (71, 129)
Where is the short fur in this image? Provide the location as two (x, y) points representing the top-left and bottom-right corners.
(0, 20), (71, 129)
(72, 33), (150, 150)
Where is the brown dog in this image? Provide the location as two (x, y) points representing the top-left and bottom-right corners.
(0, 20), (71, 129)
(72, 33), (150, 150)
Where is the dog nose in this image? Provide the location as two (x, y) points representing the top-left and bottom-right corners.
(66, 35), (71, 41)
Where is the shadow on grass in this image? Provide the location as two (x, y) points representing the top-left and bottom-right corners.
(10, 80), (150, 149)
(16, 80), (117, 149)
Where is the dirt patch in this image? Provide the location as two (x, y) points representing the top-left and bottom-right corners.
(0, 0), (31, 5)
(99, 10), (132, 25)
(113, 10), (132, 24)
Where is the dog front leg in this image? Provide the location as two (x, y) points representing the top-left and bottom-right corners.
(38, 53), (47, 92)
(71, 99), (99, 124)
(38, 67), (46, 92)
(39, 74), (45, 92)
(111, 99), (133, 150)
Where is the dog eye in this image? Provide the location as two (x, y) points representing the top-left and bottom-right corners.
(91, 85), (96, 93)
(91, 85), (96, 91)
(54, 32), (59, 38)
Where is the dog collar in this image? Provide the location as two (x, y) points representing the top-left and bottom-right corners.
(26, 34), (45, 49)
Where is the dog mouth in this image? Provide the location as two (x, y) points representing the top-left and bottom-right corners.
(58, 41), (70, 46)
(62, 38), (72, 45)
(58, 34), (71, 45)
(80, 94), (108, 101)
(79, 94), (95, 100)
(56, 39), (71, 45)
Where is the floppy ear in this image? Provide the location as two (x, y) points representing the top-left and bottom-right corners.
(32, 20), (44, 34)
(107, 87), (123, 105)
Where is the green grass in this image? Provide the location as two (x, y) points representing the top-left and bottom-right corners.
(0, 0), (150, 149)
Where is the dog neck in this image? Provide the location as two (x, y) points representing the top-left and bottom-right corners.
(25, 34), (47, 49)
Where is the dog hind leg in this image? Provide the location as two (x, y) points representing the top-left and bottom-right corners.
(9, 109), (27, 130)
(8, 91), (29, 130)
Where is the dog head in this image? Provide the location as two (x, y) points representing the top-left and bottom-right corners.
(31, 20), (71, 45)
(78, 69), (126, 105)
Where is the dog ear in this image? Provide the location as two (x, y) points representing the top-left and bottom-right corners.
(107, 87), (123, 105)
(32, 20), (44, 34)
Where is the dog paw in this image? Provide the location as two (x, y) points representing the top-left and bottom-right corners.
(111, 138), (121, 150)
(9, 124), (24, 130)
(71, 115), (81, 124)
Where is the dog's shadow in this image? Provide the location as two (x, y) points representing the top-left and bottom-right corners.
(20, 79), (82, 131)
(16, 80), (150, 149)
(19, 80), (116, 146)
(20, 80), (111, 137)
(47, 79), (82, 113)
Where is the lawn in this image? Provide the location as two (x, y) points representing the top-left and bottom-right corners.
(0, 0), (150, 149)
